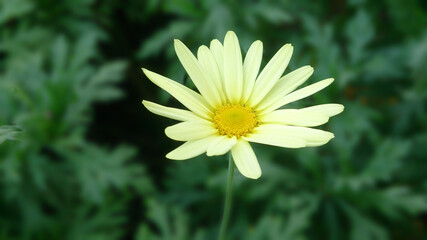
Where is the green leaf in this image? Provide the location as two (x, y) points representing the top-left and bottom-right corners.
(68, 145), (141, 204)
(250, 3), (293, 24)
(247, 194), (318, 240)
(0, 126), (21, 144)
(89, 61), (127, 86)
(51, 36), (68, 80)
(69, 33), (98, 71)
(0, 0), (34, 24)
(360, 139), (410, 185)
(137, 21), (195, 59)
(374, 187), (427, 219)
(346, 9), (375, 63)
(162, 0), (202, 18)
(340, 201), (388, 240)
(139, 198), (207, 240)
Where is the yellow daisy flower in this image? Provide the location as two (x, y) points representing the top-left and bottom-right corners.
(142, 31), (344, 179)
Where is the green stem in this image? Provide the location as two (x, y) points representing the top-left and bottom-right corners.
(218, 153), (235, 240)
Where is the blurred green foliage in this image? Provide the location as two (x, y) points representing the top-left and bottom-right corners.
(1, 0), (427, 240)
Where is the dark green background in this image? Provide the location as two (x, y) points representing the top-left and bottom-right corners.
(1, 0), (427, 239)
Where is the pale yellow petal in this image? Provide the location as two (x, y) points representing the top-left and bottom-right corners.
(142, 68), (212, 119)
(231, 140), (261, 179)
(209, 39), (224, 81)
(301, 104), (344, 117)
(197, 45), (226, 104)
(260, 78), (334, 114)
(260, 109), (329, 127)
(142, 100), (204, 122)
(206, 136), (237, 156)
(174, 39), (222, 107)
(165, 121), (216, 141)
(166, 136), (218, 160)
(243, 132), (306, 148)
(254, 124), (334, 147)
(242, 40), (263, 103)
(249, 44), (293, 106)
(257, 65), (313, 112)
(223, 31), (243, 103)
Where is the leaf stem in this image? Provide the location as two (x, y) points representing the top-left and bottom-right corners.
(218, 153), (235, 240)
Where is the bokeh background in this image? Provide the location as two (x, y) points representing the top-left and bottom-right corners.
(1, 0), (427, 239)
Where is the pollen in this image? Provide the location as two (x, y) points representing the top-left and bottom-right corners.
(213, 104), (258, 138)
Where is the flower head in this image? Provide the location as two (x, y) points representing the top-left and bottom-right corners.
(142, 31), (344, 179)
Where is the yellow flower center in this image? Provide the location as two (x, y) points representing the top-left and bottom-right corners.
(213, 104), (258, 137)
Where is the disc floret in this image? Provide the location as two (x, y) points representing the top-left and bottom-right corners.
(213, 104), (258, 138)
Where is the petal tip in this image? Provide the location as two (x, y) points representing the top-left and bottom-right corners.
(173, 39), (184, 48)
(164, 127), (174, 140)
(335, 104), (345, 115)
(301, 65), (314, 74)
(226, 30), (236, 36)
(210, 39), (221, 46)
(206, 150), (225, 157)
(166, 149), (190, 160)
(246, 171), (262, 179)
(166, 152), (180, 160)
(141, 100), (154, 109)
(197, 45), (209, 56)
(141, 68), (152, 76)
(225, 31), (238, 42)
(283, 43), (293, 50)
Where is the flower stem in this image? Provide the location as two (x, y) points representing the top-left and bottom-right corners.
(218, 153), (235, 240)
